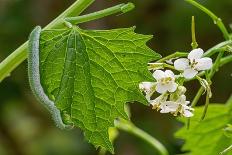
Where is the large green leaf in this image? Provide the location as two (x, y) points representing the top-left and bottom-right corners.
(175, 104), (232, 155)
(28, 26), (160, 152)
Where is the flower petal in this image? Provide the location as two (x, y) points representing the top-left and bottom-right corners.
(174, 58), (189, 70)
(188, 48), (204, 61)
(183, 109), (194, 117)
(167, 82), (178, 92)
(160, 101), (178, 113)
(156, 83), (168, 94)
(183, 68), (198, 79)
(139, 82), (155, 92)
(153, 70), (165, 80)
(195, 57), (213, 70)
(150, 95), (162, 106)
(165, 70), (175, 79)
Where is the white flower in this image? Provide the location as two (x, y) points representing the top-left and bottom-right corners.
(150, 94), (168, 108)
(177, 95), (194, 117)
(174, 48), (213, 79)
(153, 70), (178, 94)
(158, 95), (194, 117)
(160, 101), (179, 113)
(139, 82), (156, 101)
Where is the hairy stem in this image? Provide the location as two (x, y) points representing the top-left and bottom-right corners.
(185, 0), (230, 40)
(65, 2), (134, 25)
(115, 119), (169, 155)
(0, 0), (95, 82)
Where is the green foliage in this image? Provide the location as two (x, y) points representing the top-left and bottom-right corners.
(175, 103), (232, 155)
(35, 26), (159, 152)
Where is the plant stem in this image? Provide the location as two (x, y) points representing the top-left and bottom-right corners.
(156, 52), (188, 63)
(191, 87), (204, 107)
(0, 0), (94, 82)
(191, 51), (224, 106)
(65, 2), (134, 25)
(209, 51), (225, 77)
(204, 40), (232, 57)
(158, 40), (232, 73)
(0, 0), (96, 81)
(220, 144), (232, 155)
(201, 90), (210, 120)
(0, 0), (135, 82)
(185, 0), (230, 40)
(191, 16), (198, 49)
(220, 55), (232, 67)
(148, 63), (176, 70)
(115, 119), (169, 155)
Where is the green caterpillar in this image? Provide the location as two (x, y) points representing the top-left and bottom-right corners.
(28, 26), (72, 130)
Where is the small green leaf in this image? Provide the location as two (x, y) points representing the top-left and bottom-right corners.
(175, 104), (232, 155)
(28, 26), (160, 152)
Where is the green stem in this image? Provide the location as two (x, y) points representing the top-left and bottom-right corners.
(115, 119), (169, 155)
(220, 144), (232, 155)
(203, 40), (232, 57)
(156, 52), (188, 63)
(201, 90), (210, 120)
(185, 0), (230, 40)
(0, 0), (94, 82)
(148, 63), (176, 70)
(191, 51), (224, 107)
(191, 16), (198, 49)
(191, 87), (204, 107)
(220, 55), (232, 66)
(0, 0), (135, 82)
(65, 2), (134, 25)
(209, 51), (225, 77)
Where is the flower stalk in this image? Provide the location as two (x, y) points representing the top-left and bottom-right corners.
(185, 0), (230, 40)
(191, 16), (198, 49)
(115, 119), (169, 155)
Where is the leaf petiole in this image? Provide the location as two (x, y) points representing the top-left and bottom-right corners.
(65, 2), (135, 25)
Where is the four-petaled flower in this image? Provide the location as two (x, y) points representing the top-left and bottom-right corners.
(160, 95), (194, 117)
(153, 70), (178, 94)
(174, 48), (212, 79)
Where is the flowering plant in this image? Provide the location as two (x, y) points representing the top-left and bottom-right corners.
(0, 0), (231, 155)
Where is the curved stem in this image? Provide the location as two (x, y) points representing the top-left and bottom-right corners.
(115, 119), (169, 155)
(220, 55), (232, 67)
(204, 40), (232, 57)
(65, 2), (134, 25)
(156, 52), (188, 63)
(185, 0), (230, 40)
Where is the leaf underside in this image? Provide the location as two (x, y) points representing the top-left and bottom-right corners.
(175, 104), (232, 155)
(38, 26), (159, 152)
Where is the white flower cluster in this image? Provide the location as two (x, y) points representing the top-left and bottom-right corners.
(140, 48), (213, 117)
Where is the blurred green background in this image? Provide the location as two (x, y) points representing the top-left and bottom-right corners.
(0, 0), (231, 155)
